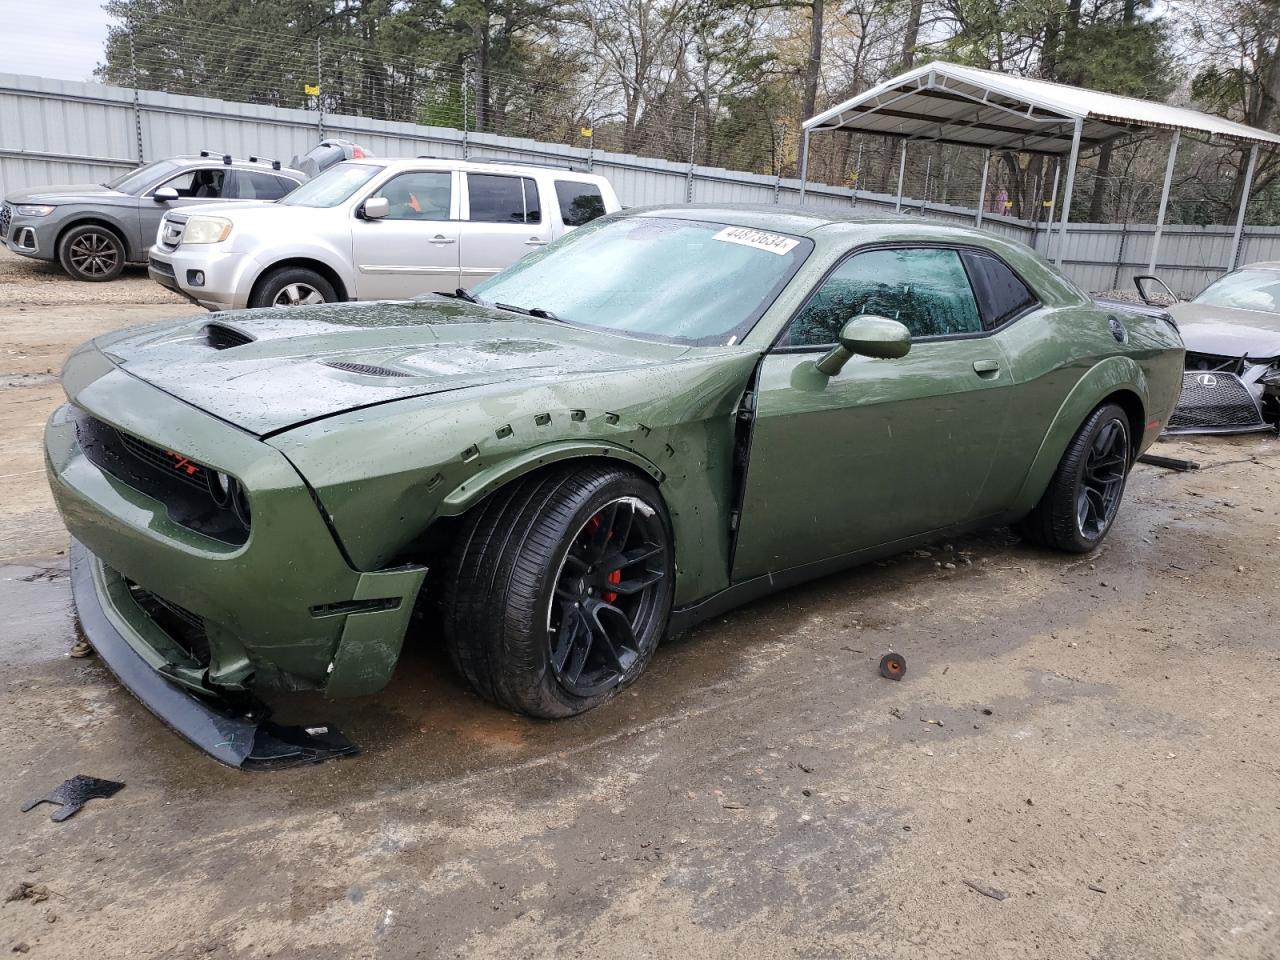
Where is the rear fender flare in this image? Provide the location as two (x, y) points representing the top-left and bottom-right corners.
(1013, 356), (1147, 513)
(436, 441), (666, 517)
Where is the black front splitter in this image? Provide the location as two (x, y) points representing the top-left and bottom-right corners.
(69, 540), (357, 770)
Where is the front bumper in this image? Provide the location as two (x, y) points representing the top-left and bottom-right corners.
(1166, 370), (1272, 435)
(2, 212), (52, 260)
(45, 358), (427, 709)
(147, 243), (258, 311)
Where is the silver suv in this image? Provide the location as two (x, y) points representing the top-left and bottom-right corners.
(146, 156), (620, 310)
(1, 152), (306, 281)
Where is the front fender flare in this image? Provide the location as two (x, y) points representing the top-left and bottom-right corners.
(436, 441), (666, 517)
(1012, 356), (1147, 513)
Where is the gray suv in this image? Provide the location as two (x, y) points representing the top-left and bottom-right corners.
(0, 152), (305, 282)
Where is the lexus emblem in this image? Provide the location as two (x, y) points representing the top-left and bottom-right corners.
(1195, 373), (1219, 388)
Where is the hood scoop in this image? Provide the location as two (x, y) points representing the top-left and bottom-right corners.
(204, 323), (255, 350)
(322, 360), (411, 378)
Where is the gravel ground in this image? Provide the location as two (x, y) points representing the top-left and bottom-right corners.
(2, 248), (1279, 960)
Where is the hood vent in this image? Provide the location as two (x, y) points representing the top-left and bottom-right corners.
(204, 323), (255, 350)
(322, 360), (411, 378)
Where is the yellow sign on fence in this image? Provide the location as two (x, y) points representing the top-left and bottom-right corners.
(580, 127), (593, 138)
(304, 83), (320, 96)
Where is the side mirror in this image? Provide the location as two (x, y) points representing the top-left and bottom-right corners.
(815, 315), (912, 376)
(153, 186), (179, 203)
(361, 196), (389, 220)
(1135, 274), (1178, 306)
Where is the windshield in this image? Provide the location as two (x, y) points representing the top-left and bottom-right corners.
(104, 159), (181, 195)
(279, 162), (381, 208)
(473, 216), (811, 345)
(1194, 269), (1280, 315)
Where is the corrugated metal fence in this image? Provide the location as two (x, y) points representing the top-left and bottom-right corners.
(2, 71), (1276, 295)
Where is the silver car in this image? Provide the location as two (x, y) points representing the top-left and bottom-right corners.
(146, 157), (621, 310)
(1, 153), (305, 281)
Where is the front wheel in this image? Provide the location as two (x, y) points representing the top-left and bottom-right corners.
(442, 465), (674, 718)
(248, 266), (336, 308)
(1017, 402), (1131, 553)
(58, 224), (125, 281)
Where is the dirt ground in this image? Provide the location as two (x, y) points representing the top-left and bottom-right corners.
(2, 247), (1279, 959)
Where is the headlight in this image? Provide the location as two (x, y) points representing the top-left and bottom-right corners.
(182, 216), (233, 245)
(16, 204), (54, 217)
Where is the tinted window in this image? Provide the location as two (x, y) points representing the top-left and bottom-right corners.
(468, 174), (540, 224)
(157, 168), (227, 199)
(377, 171), (452, 220)
(233, 171), (296, 201)
(962, 252), (1038, 329)
(555, 180), (606, 226)
(785, 247), (983, 346)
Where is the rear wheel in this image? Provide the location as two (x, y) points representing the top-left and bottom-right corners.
(442, 464), (674, 718)
(249, 266), (336, 308)
(58, 224), (125, 281)
(1017, 402), (1131, 553)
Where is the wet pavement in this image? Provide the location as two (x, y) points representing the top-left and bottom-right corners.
(3, 249), (1280, 958)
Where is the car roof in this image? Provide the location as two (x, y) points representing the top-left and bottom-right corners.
(170, 155), (306, 178)
(623, 203), (999, 241)
(356, 156), (608, 180)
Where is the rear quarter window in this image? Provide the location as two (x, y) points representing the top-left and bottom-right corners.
(962, 251), (1039, 329)
(555, 180), (607, 226)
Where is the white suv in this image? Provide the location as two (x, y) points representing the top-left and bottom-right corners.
(146, 156), (620, 310)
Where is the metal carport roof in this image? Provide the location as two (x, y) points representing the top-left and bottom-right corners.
(798, 62), (1280, 272)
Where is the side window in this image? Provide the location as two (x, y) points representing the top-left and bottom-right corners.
(962, 252), (1039, 330)
(232, 171), (295, 201)
(467, 174), (540, 224)
(785, 247), (983, 347)
(158, 168), (227, 199)
(555, 180), (606, 226)
(377, 171), (452, 220)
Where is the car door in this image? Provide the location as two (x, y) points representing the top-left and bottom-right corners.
(458, 172), (553, 287)
(350, 169), (460, 299)
(139, 166), (233, 246)
(730, 245), (1015, 582)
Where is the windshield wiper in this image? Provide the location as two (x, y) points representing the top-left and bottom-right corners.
(440, 287), (483, 304)
(495, 302), (562, 322)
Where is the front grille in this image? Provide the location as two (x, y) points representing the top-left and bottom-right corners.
(127, 581), (212, 667)
(73, 409), (250, 544)
(1168, 371), (1268, 433)
(0, 203), (10, 239)
(160, 216), (185, 249)
(148, 257), (175, 278)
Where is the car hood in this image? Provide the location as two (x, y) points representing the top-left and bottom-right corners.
(1169, 301), (1280, 359)
(6, 183), (131, 205)
(92, 299), (692, 437)
(166, 200), (279, 219)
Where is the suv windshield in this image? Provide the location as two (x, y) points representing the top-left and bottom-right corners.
(279, 162), (380, 208)
(1194, 269), (1280, 316)
(473, 216), (811, 345)
(104, 159), (181, 195)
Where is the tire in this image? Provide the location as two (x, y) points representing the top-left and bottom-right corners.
(442, 464), (675, 718)
(1017, 402), (1132, 553)
(248, 266), (336, 308)
(58, 224), (125, 282)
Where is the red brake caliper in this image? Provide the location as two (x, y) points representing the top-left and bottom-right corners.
(587, 516), (621, 602)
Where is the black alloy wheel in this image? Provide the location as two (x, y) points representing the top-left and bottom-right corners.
(548, 497), (669, 698)
(1075, 416), (1128, 540)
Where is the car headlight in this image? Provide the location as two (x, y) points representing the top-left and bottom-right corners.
(16, 204), (54, 217)
(182, 216), (233, 245)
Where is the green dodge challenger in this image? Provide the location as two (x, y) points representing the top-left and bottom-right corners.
(46, 206), (1184, 765)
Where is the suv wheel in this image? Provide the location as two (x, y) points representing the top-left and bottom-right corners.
(58, 225), (125, 282)
(442, 464), (675, 718)
(250, 267), (336, 308)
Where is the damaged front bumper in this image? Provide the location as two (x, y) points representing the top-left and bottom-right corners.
(1166, 367), (1276, 435)
(70, 539), (360, 768)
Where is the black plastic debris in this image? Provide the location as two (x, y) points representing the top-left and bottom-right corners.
(246, 723), (357, 768)
(21, 775), (124, 822)
(1137, 453), (1200, 472)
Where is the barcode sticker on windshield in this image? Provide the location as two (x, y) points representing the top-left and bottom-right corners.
(712, 226), (799, 256)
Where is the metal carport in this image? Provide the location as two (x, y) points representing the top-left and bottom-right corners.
(799, 62), (1280, 272)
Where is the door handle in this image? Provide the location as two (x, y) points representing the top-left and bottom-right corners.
(524, 238), (549, 246)
(430, 235), (456, 244)
(972, 358), (1001, 377)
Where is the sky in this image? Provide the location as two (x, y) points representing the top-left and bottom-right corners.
(0, 0), (113, 82)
